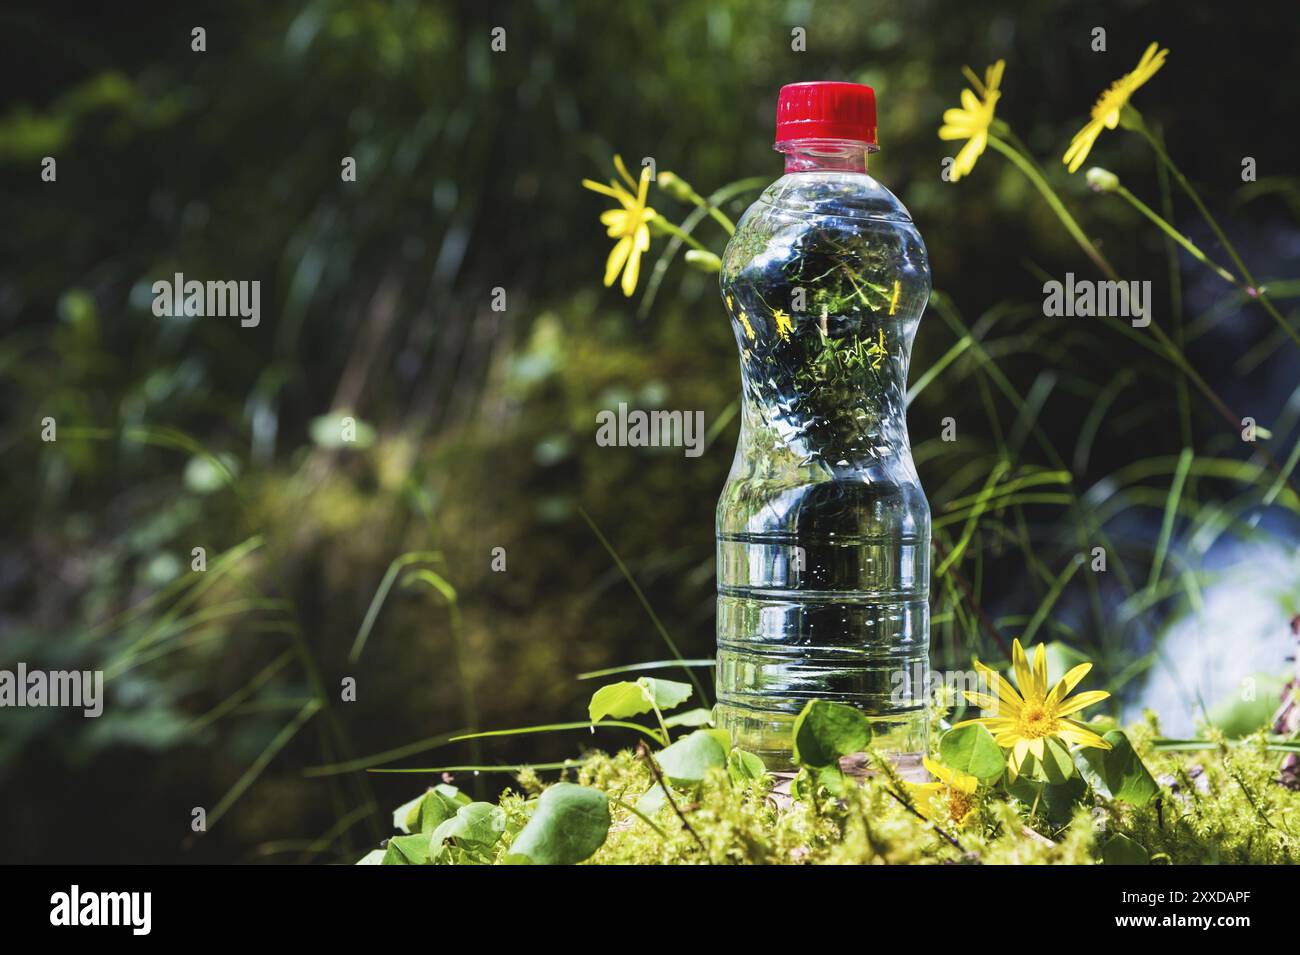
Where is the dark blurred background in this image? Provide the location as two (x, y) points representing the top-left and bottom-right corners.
(2, 0), (1298, 862)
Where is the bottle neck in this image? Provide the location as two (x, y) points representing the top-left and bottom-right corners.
(777, 137), (873, 173)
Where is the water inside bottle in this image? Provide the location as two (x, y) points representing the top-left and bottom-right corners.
(715, 164), (932, 776)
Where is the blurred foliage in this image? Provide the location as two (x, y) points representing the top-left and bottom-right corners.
(0, 0), (1298, 862)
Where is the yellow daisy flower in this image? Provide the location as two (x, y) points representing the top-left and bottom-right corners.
(772, 308), (793, 341)
(582, 154), (657, 297)
(955, 638), (1111, 777)
(906, 757), (978, 828)
(1063, 42), (1169, 173)
(938, 59), (1004, 182)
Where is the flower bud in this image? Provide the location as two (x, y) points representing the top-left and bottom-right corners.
(1085, 167), (1120, 193)
(684, 249), (722, 273)
(656, 170), (695, 202)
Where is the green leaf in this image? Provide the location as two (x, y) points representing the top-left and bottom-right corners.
(1103, 833), (1149, 865)
(635, 784), (669, 817)
(434, 782), (471, 807)
(355, 849), (387, 865)
(938, 724), (1005, 781)
(1208, 673), (1288, 737)
(1078, 730), (1158, 806)
(664, 707), (714, 728)
(429, 802), (506, 851)
(728, 748), (767, 783)
(639, 677), (692, 712)
(654, 729), (728, 784)
(587, 677), (692, 724)
(417, 789), (460, 833)
(393, 785), (466, 834)
(506, 783), (610, 865)
(814, 764), (849, 797)
(790, 769), (812, 801)
(392, 794), (423, 834)
(1040, 737), (1076, 785)
(382, 833), (433, 865)
(1004, 774), (1087, 826)
(791, 700), (871, 768)
(588, 682), (650, 722)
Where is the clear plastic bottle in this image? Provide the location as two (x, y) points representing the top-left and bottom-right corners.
(715, 82), (931, 776)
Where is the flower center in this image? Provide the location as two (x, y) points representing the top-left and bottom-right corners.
(947, 788), (974, 824)
(1094, 82), (1131, 120)
(1018, 704), (1056, 739)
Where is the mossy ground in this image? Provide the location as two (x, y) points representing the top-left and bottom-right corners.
(507, 723), (1298, 865)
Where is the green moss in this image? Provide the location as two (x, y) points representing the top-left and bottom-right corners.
(529, 726), (1300, 864)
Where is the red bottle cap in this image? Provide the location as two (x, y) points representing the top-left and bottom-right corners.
(775, 81), (877, 147)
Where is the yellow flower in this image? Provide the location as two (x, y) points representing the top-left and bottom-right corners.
(906, 757), (978, 827)
(582, 154), (657, 296)
(1063, 42), (1168, 173)
(955, 638), (1111, 777)
(737, 309), (755, 341)
(772, 308), (793, 341)
(938, 59), (1004, 183)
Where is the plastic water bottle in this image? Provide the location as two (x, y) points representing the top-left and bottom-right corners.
(715, 82), (931, 776)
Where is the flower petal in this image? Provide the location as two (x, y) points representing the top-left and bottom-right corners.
(612, 154), (638, 191)
(1012, 640), (1033, 699)
(1053, 689), (1110, 718)
(963, 691), (1006, 713)
(583, 178), (623, 200)
(603, 236), (631, 288)
(973, 659), (1024, 712)
(1058, 719), (1111, 750)
(1031, 643), (1048, 698)
(1046, 662), (1093, 708)
(984, 59), (1005, 95)
(1064, 122), (1102, 173)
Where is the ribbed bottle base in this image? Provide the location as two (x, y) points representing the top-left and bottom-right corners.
(714, 700), (928, 777)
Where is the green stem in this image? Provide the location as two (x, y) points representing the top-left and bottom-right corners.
(1131, 109), (1300, 351)
(985, 135), (1300, 500)
(988, 135), (1119, 281)
(649, 700), (671, 747)
(1115, 185), (1239, 285)
(671, 182), (736, 235)
(651, 218), (713, 254)
(610, 796), (669, 840)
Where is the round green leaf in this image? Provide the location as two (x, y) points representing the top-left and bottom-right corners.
(588, 681), (651, 723)
(639, 677), (692, 713)
(1103, 833), (1149, 865)
(587, 677), (693, 724)
(507, 783), (610, 865)
(938, 724), (1005, 781)
(1040, 737), (1076, 785)
(728, 748), (767, 783)
(654, 730), (728, 784)
(430, 802), (506, 850)
(792, 700), (871, 768)
(382, 833), (433, 865)
(1078, 730), (1158, 806)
